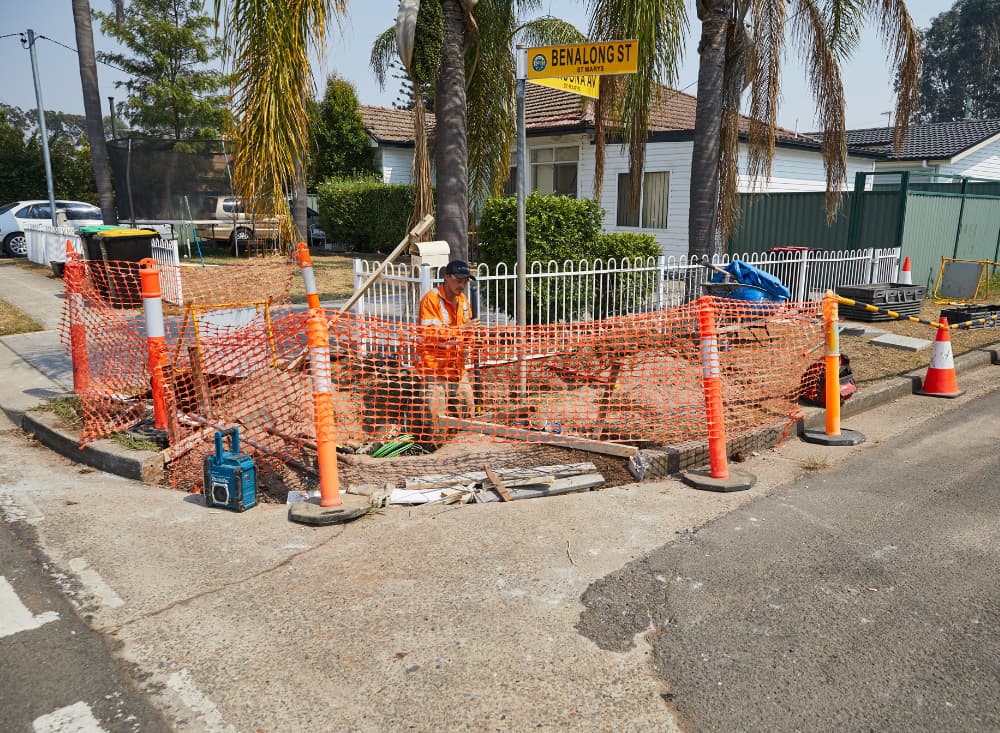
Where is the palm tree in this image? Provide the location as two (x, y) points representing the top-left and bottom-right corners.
(214, 0), (346, 245)
(72, 0), (118, 224)
(382, 0), (585, 260)
(585, 0), (920, 260)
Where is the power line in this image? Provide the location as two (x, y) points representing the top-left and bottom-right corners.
(37, 34), (130, 74)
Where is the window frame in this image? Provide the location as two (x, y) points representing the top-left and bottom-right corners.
(615, 170), (670, 230)
(529, 144), (579, 198)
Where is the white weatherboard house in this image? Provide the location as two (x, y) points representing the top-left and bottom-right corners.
(360, 85), (888, 257)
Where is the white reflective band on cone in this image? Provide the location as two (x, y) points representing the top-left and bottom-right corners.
(929, 343), (953, 369)
(302, 267), (317, 295)
(142, 298), (165, 338)
(309, 347), (333, 391)
(701, 337), (720, 380)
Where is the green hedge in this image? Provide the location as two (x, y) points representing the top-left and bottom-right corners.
(475, 194), (661, 322)
(316, 177), (418, 252)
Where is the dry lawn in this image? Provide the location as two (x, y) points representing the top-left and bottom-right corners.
(0, 298), (43, 336)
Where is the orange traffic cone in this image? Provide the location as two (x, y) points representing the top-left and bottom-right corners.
(898, 256), (912, 285)
(915, 317), (965, 398)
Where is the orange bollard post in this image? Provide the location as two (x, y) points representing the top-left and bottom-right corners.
(139, 258), (169, 430)
(64, 241), (89, 393)
(681, 297), (755, 492)
(802, 292), (865, 446)
(288, 308), (371, 525)
(307, 308), (340, 507)
(296, 242), (322, 310)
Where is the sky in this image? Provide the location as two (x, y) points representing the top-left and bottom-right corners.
(0, 0), (951, 133)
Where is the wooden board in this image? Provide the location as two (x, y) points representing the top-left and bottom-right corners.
(437, 416), (639, 458)
(483, 467), (512, 502)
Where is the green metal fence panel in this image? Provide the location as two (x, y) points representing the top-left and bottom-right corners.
(955, 197), (1000, 263)
(853, 190), (904, 248)
(729, 192), (853, 253)
(899, 193), (962, 288)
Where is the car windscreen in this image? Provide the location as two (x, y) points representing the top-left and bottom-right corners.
(62, 205), (102, 220)
(0, 202), (19, 215)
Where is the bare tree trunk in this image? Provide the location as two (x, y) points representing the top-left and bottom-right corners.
(294, 159), (308, 247)
(73, 0), (117, 224)
(435, 0), (469, 261)
(688, 0), (729, 259)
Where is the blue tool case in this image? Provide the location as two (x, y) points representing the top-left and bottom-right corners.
(203, 427), (257, 512)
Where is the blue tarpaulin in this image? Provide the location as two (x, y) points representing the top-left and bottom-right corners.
(710, 260), (791, 302)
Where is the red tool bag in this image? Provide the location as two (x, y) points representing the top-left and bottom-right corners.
(800, 354), (858, 406)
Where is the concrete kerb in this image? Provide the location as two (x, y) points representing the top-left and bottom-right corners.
(4, 339), (999, 491)
(3, 403), (165, 485)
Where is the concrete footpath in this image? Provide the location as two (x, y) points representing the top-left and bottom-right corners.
(1, 259), (999, 730)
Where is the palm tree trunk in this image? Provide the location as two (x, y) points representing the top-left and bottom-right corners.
(688, 0), (729, 259)
(72, 0), (117, 224)
(435, 0), (469, 261)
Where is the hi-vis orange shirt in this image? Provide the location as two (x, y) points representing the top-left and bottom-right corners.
(416, 286), (473, 379)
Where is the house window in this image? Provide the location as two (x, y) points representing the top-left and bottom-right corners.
(616, 171), (669, 228)
(531, 146), (578, 197)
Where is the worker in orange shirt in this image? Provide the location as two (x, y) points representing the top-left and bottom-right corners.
(416, 260), (478, 439)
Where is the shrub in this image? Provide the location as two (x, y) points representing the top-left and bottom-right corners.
(475, 195), (662, 322)
(476, 193), (604, 268)
(316, 177), (418, 252)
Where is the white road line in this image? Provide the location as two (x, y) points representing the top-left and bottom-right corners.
(67, 558), (125, 609)
(33, 701), (107, 732)
(0, 576), (59, 639)
(166, 669), (234, 732)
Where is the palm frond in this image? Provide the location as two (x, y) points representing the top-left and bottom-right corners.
(825, 0), (867, 58)
(745, 0), (786, 185)
(371, 26), (398, 89)
(790, 0), (847, 222)
(516, 16), (587, 47)
(588, 0), (688, 211)
(465, 0), (519, 209)
(216, 0), (346, 242)
(867, 0), (920, 150)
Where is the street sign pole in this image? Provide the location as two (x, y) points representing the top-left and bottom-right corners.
(515, 46), (527, 329)
(515, 47), (528, 396)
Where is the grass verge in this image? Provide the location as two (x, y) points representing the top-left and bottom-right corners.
(30, 395), (84, 429)
(111, 432), (162, 452)
(0, 298), (44, 336)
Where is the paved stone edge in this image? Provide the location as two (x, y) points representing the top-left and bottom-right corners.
(3, 344), (997, 487)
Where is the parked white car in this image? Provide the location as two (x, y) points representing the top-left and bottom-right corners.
(0, 200), (103, 257)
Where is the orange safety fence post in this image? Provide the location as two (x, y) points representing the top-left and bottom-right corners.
(296, 241), (321, 310)
(64, 240), (89, 393)
(802, 291), (866, 446)
(139, 257), (169, 430)
(681, 297), (756, 492)
(288, 308), (371, 525)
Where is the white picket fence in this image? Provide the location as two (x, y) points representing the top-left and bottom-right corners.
(351, 247), (902, 325)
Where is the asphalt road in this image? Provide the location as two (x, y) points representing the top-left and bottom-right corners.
(0, 517), (169, 732)
(577, 384), (1000, 731)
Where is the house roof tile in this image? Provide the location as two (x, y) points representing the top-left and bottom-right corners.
(359, 84), (814, 145)
(359, 104), (435, 144)
(816, 119), (1000, 160)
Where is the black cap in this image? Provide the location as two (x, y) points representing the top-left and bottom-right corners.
(444, 260), (476, 280)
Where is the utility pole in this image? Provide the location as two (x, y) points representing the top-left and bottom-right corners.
(24, 29), (58, 226)
(108, 96), (116, 139)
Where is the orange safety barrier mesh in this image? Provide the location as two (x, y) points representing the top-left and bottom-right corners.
(60, 257), (824, 494)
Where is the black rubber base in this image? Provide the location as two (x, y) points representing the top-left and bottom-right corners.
(681, 468), (756, 493)
(800, 427), (866, 446)
(914, 388), (965, 399)
(288, 494), (371, 525)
